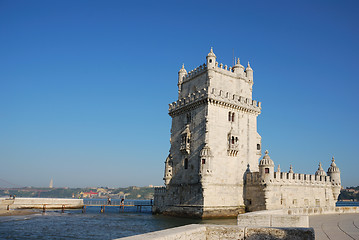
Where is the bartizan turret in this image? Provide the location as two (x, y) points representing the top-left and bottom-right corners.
(327, 156), (341, 201)
(246, 62), (253, 81)
(315, 162), (326, 176)
(232, 58), (245, 77)
(178, 64), (187, 96)
(259, 150), (275, 183)
(206, 47), (216, 69)
(163, 154), (173, 185)
(199, 143), (213, 182)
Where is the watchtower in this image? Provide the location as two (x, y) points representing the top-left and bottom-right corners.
(153, 48), (262, 218)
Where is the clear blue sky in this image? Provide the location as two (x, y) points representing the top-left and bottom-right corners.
(0, 0), (358, 188)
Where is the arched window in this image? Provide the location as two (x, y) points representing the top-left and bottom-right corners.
(232, 112), (235, 122)
(232, 136), (235, 144)
(228, 112), (231, 121)
(202, 159), (206, 164)
(184, 158), (188, 169)
(257, 144), (261, 150)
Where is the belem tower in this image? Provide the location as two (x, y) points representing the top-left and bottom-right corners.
(152, 48), (341, 218)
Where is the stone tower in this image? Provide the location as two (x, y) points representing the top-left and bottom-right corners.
(153, 48), (262, 218)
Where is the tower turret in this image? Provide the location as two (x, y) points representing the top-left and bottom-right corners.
(315, 162), (326, 176)
(327, 156), (341, 201)
(178, 64), (187, 96)
(232, 58), (245, 76)
(199, 144), (213, 181)
(206, 47), (216, 69)
(163, 154), (173, 185)
(259, 150), (275, 183)
(246, 62), (253, 81)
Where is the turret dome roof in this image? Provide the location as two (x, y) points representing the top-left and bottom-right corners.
(315, 162), (327, 176)
(233, 58), (244, 69)
(327, 157), (340, 173)
(207, 47), (216, 58)
(179, 64), (187, 73)
(246, 61), (253, 71)
(259, 150), (274, 166)
(200, 144), (212, 157)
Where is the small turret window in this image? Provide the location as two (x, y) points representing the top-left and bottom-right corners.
(209, 59), (212, 63)
(228, 112), (235, 122)
(202, 159), (206, 164)
(257, 144), (261, 150)
(265, 168), (269, 173)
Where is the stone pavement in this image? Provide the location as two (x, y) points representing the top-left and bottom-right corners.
(310, 213), (359, 240)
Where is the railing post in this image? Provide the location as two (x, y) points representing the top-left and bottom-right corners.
(43, 204), (46, 213)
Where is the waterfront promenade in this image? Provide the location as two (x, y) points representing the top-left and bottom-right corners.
(310, 213), (359, 240)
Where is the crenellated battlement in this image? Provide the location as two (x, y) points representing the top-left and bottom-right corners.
(246, 171), (333, 186)
(182, 59), (252, 83)
(183, 63), (207, 82)
(154, 187), (166, 194)
(209, 88), (261, 109)
(169, 87), (261, 116)
(169, 88), (208, 114)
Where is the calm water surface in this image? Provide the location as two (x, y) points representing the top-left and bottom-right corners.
(0, 200), (236, 240)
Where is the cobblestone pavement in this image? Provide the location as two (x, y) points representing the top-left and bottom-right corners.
(310, 213), (359, 240)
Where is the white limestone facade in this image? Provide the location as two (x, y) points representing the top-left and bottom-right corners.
(245, 152), (341, 212)
(153, 48), (341, 218)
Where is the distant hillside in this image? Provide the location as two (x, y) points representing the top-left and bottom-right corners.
(339, 186), (359, 201)
(0, 186), (157, 199)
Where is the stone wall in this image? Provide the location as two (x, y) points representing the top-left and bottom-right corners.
(4, 197), (83, 209)
(117, 224), (314, 240)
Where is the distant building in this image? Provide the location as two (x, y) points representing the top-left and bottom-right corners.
(81, 191), (98, 198)
(153, 48), (341, 218)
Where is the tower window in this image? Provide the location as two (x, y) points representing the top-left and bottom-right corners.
(184, 158), (188, 169)
(202, 159), (206, 164)
(186, 113), (192, 124)
(228, 112), (235, 122)
(265, 168), (269, 173)
(257, 144), (261, 150)
(209, 59), (212, 63)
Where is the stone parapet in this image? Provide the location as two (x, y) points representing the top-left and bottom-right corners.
(246, 171), (333, 186)
(117, 224), (314, 240)
(241, 206), (359, 217)
(168, 87), (261, 116)
(183, 63), (207, 82)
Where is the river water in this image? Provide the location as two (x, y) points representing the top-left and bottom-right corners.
(0, 199), (236, 240)
(4, 199), (353, 239)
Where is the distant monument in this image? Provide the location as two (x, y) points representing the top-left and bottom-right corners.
(152, 48), (341, 218)
(49, 178), (53, 188)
